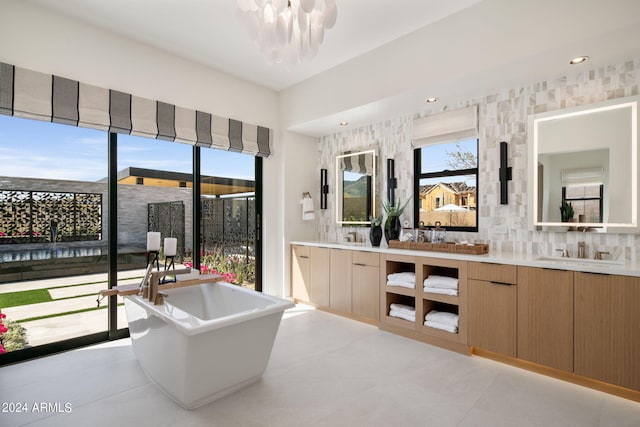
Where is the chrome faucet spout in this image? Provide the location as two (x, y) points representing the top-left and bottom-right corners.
(578, 241), (586, 259)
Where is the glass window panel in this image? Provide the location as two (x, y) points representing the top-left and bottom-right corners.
(421, 139), (478, 174)
(116, 134), (192, 313)
(0, 115), (108, 351)
(418, 175), (477, 228)
(200, 149), (256, 290)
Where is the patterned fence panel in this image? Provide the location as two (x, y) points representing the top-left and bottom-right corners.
(202, 196), (255, 260)
(0, 189), (102, 243)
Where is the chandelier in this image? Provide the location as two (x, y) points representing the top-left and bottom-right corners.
(236, 0), (338, 67)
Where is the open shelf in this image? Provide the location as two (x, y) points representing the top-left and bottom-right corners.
(385, 285), (416, 297)
(384, 292), (416, 330)
(421, 291), (458, 305)
(421, 299), (459, 337)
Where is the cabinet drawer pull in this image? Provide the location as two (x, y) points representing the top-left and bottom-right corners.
(353, 263), (366, 266)
(299, 255), (309, 259)
(490, 281), (514, 286)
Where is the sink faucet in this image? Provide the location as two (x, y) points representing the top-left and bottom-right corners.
(556, 248), (569, 258)
(594, 251), (610, 260)
(345, 231), (357, 242)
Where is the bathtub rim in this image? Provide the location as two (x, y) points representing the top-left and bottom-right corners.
(124, 281), (294, 336)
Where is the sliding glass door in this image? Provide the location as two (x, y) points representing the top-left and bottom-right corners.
(199, 148), (260, 291)
(0, 115), (109, 355)
(0, 116), (262, 363)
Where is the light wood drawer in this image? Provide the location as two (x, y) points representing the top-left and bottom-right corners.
(467, 262), (517, 284)
(353, 250), (379, 267)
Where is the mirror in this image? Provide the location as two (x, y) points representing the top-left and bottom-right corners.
(336, 149), (377, 225)
(528, 96), (639, 232)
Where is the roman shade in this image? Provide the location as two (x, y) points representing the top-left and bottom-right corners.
(0, 63), (272, 157)
(562, 168), (605, 187)
(412, 105), (478, 147)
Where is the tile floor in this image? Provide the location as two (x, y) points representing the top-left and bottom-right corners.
(1, 304), (640, 427)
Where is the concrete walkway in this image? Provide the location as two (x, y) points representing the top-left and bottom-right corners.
(0, 267), (161, 347)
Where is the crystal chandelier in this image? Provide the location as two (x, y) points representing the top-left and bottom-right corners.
(236, 0), (338, 67)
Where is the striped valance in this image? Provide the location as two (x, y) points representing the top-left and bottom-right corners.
(0, 63), (272, 157)
(339, 150), (375, 175)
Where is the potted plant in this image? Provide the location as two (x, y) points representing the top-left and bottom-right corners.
(559, 200), (574, 222)
(369, 214), (383, 247)
(383, 197), (411, 243)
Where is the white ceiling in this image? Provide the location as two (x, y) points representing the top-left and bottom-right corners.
(25, 0), (482, 91)
(23, 0), (640, 137)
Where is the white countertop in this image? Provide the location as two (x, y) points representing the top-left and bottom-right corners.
(290, 240), (640, 277)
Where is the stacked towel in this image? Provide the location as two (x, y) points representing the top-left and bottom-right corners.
(389, 303), (416, 322)
(424, 310), (459, 333)
(387, 272), (416, 289)
(423, 275), (458, 296)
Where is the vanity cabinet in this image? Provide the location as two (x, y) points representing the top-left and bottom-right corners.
(517, 266), (574, 372)
(309, 247), (330, 307)
(291, 245), (330, 306)
(351, 251), (380, 322)
(574, 272), (640, 391)
(291, 245), (311, 302)
(467, 262), (517, 357)
(329, 248), (353, 314)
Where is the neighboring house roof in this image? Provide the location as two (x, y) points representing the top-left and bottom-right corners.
(419, 182), (476, 196)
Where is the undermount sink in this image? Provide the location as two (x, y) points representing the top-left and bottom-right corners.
(338, 241), (367, 247)
(535, 256), (624, 267)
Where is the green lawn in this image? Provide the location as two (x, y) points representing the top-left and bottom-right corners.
(0, 289), (52, 308)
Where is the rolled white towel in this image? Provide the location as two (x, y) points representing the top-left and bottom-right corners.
(423, 275), (458, 290)
(387, 280), (415, 289)
(390, 309), (416, 322)
(387, 272), (416, 283)
(425, 310), (459, 327)
(390, 303), (415, 316)
(423, 286), (458, 296)
(424, 320), (458, 334)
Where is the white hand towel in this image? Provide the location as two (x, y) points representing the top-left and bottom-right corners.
(387, 280), (415, 289)
(389, 303), (415, 316)
(424, 320), (458, 334)
(387, 272), (416, 283)
(423, 286), (458, 296)
(390, 309), (416, 322)
(301, 197), (315, 221)
(425, 310), (459, 327)
(423, 275), (458, 290)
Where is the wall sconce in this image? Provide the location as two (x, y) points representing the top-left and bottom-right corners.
(387, 159), (397, 206)
(499, 141), (512, 205)
(320, 168), (328, 209)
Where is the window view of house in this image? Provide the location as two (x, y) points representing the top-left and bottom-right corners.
(415, 139), (478, 230)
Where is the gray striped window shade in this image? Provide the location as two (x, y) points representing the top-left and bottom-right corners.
(0, 63), (272, 157)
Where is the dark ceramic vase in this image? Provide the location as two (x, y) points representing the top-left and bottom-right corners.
(384, 216), (401, 243)
(370, 225), (383, 247)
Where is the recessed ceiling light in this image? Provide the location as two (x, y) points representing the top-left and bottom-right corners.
(339, 121), (348, 126)
(426, 97), (439, 103)
(569, 56), (589, 65)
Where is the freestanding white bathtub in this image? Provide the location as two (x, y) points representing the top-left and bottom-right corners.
(124, 280), (294, 409)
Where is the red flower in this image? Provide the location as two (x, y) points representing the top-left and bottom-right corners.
(0, 324), (8, 334)
(0, 343), (6, 354)
(0, 313), (6, 319)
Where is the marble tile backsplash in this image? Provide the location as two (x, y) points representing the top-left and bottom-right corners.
(317, 58), (640, 262)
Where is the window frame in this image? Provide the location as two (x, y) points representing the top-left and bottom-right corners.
(562, 184), (604, 223)
(413, 139), (479, 232)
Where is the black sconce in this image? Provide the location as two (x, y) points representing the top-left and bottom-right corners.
(499, 141), (512, 205)
(387, 158), (397, 206)
(320, 168), (328, 209)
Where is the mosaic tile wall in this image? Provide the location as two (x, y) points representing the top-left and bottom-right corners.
(317, 58), (640, 262)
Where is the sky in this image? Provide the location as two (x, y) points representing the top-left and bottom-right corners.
(0, 115), (255, 182)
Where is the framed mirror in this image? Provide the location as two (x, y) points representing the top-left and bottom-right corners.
(336, 149), (377, 225)
(528, 96), (639, 232)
